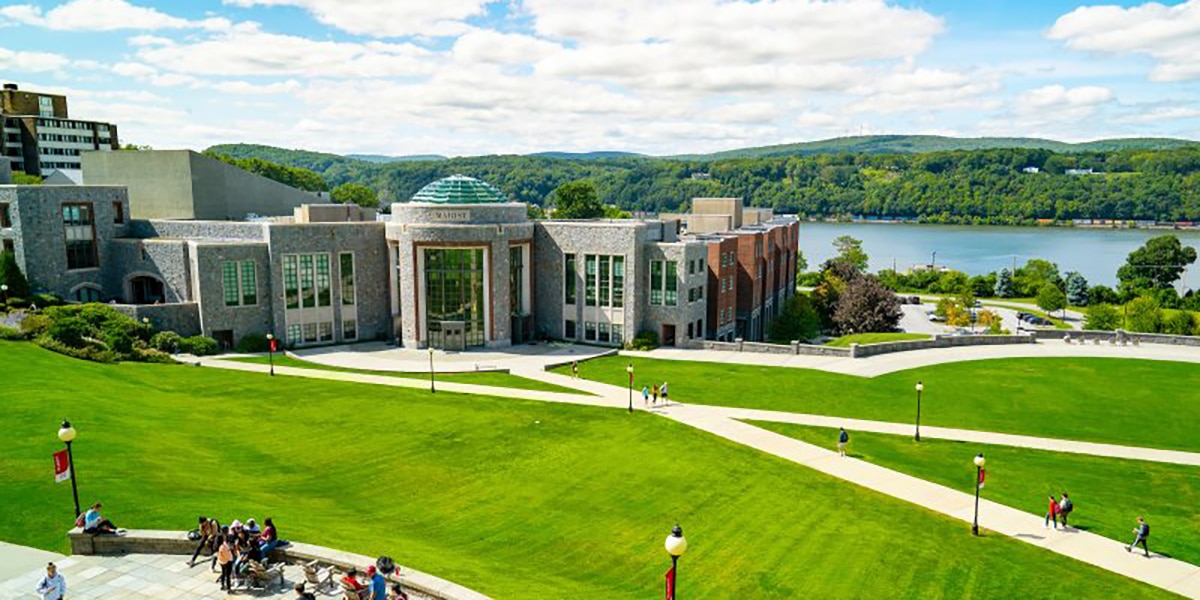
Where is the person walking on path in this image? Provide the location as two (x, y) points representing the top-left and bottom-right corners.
(35, 562), (65, 600)
(1045, 495), (1061, 530)
(837, 428), (849, 457)
(189, 515), (220, 568)
(571, 361), (579, 379)
(1127, 516), (1151, 557)
(660, 381), (669, 404)
(642, 385), (649, 406)
(1059, 493), (1074, 528)
(651, 384), (659, 405)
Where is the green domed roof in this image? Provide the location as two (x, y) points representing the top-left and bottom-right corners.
(410, 174), (508, 204)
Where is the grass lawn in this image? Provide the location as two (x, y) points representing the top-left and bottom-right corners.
(751, 421), (1200, 566)
(824, 333), (931, 347)
(224, 354), (579, 394)
(565, 355), (1200, 452)
(0, 341), (1172, 599)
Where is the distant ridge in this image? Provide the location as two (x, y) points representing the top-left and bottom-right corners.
(669, 135), (1200, 160)
(527, 151), (646, 160)
(347, 153), (447, 163)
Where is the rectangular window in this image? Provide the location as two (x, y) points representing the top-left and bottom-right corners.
(585, 254), (597, 306)
(599, 255), (611, 307)
(688, 322), (694, 339)
(611, 324), (622, 344)
(598, 322), (610, 343)
(284, 255), (299, 309)
(240, 261), (257, 305)
(650, 260), (663, 305)
(318, 321), (333, 342)
(1, 203), (12, 228)
(316, 254), (331, 307)
(303, 323), (318, 342)
(38, 96), (54, 118)
(612, 255), (624, 308)
(300, 255), (315, 308)
(62, 202), (97, 270)
(688, 260), (695, 275)
(286, 324), (302, 344)
(222, 262), (239, 307)
(112, 202), (124, 224)
(564, 319), (576, 339)
(585, 321), (596, 341)
(509, 246), (524, 316)
(564, 253), (576, 305)
(340, 252), (356, 306)
(343, 319), (358, 341)
(665, 261), (678, 306)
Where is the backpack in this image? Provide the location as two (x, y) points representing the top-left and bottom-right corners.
(74, 513), (86, 529)
(840, 430), (849, 443)
(1061, 498), (1073, 513)
(1142, 523), (1150, 537)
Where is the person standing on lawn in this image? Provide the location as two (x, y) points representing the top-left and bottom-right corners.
(1045, 495), (1061, 530)
(1127, 516), (1151, 557)
(837, 428), (849, 457)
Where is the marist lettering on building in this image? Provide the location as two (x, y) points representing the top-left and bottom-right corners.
(425, 209), (471, 222)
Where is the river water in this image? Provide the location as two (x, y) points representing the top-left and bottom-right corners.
(798, 222), (1200, 288)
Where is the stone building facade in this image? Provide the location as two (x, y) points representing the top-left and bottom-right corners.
(2, 174), (799, 350)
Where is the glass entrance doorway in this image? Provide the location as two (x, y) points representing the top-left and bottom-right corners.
(423, 247), (487, 349)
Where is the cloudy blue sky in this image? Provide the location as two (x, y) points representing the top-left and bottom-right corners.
(2, 0), (1198, 156)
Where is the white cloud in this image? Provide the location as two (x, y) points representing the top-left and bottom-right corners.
(0, 0), (231, 31)
(222, 0), (488, 37)
(1114, 106), (1200, 125)
(1016, 85), (1113, 112)
(847, 68), (1002, 114)
(0, 47), (71, 72)
(1048, 0), (1200, 81)
(135, 30), (435, 78)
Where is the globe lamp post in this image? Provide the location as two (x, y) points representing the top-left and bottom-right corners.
(665, 524), (688, 600)
(57, 421), (81, 518)
(972, 453), (986, 535)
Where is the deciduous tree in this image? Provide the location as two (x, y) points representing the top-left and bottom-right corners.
(551, 180), (604, 219)
(833, 275), (901, 334)
(331, 183), (379, 208)
(1117, 235), (1197, 296)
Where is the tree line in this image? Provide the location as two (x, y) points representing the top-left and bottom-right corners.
(209, 144), (1200, 222)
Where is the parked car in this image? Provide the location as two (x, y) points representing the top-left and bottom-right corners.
(909, 296), (921, 304)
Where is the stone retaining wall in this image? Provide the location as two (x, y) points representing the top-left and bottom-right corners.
(110, 302), (201, 336)
(848, 334), (1035, 358)
(680, 338), (851, 357)
(1030, 328), (1200, 347)
(67, 528), (490, 600)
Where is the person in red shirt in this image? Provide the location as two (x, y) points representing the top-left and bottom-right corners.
(341, 568), (369, 600)
(1045, 495), (1061, 530)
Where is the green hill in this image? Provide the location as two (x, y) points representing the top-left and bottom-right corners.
(670, 135), (1200, 160)
(347, 153), (448, 163)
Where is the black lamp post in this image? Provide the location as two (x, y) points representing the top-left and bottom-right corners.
(972, 453), (986, 535)
(2, 283), (9, 305)
(428, 346), (436, 394)
(664, 524), (688, 600)
(266, 333), (276, 377)
(57, 420), (81, 518)
(627, 363), (634, 413)
(914, 381), (923, 442)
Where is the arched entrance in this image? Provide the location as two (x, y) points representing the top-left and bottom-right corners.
(129, 275), (165, 304)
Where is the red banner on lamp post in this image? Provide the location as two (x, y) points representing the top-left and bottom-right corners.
(269, 339), (278, 352)
(978, 468), (986, 489)
(53, 449), (71, 483)
(665, 566), (675, 600)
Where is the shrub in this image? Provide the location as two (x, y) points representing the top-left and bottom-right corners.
(6, 297), (29, 309)
(1163, 311), (1197, 336)
(30, 293), (64, 308)
(236, 333), (270, 353)
(19, 313), (50, 337)
(149, 331), (183, 353)
(1126, 296), (1163, 333)
(1084, 304), (1120, 331)
(34, 335), (118, 363)
(0, 250), (30, 299)
(0, 325), (25, 340)
(130, 345), (176, 364)
(626, 330), (659, 351)
(178, 335), (219, 356)
(46, 315), (90, 348)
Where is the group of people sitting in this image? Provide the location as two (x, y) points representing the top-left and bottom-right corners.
(340, 556), (408, 600)
(189, 515), (284, 592)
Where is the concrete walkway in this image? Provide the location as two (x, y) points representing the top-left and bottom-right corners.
(0, 541), (63, 587)
(199, 353), (1200, 598)
(627, 339), (1200, 377)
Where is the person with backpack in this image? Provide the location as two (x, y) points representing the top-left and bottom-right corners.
(80, 502), (119, 535)
(189, 516), (220, 568)
(642, 385), (650, 406)
(837, 428), (849, 457)
(1127, 516), (1151, 557)
(1059, 493), (1074, 528)
(35, 562), (65, 600)
(660, 381), (669, 403)
(1045, 495), (1061, 530)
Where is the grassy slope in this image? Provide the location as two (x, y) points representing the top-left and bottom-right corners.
(824, 333), (931, 347)
(0, 341), (1170, 599)
(566, 356), (1200, 452)
(753, 422), (1200, 566)
(225, 355), (578, 394)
